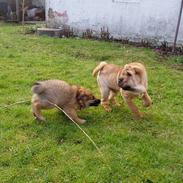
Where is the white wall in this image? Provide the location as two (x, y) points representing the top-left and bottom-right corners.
(32, 0), (45, 8)
(46, 0), (183, 44)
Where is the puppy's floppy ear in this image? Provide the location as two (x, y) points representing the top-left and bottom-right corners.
(133, 66), (143, 76)
(126, 70), (133, 76)
(124, 64), (137, 76)
(76, 87), (85, 100)
(124, 64), (131, 70)
(133, 66), (147, 87)
(76, 87), (86, 109)
(76, 88), (81, 100)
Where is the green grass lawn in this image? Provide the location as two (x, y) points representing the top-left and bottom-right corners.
(0, 23), (183, 183)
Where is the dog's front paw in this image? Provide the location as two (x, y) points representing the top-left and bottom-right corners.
(34, 116), (45, 122)
(143, 100), (152, 107)
(33, 113), (45, 122)
(102, 105), (112, 112)
(115, 102), (121, 107)
(77, 119), (86, 124)
(133, 112), (144, 119)
(104, 107), (112, 112)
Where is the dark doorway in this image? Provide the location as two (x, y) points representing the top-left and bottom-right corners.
(0, 0), (45, 22)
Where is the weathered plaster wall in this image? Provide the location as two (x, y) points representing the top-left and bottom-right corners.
(46, 0), (183, 44)
(32, 0), (45, 8)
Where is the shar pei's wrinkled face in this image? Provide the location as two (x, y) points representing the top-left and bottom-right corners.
(118, 64), (146, 93)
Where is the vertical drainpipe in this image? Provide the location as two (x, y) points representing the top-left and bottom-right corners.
(173, 0), (183, 52)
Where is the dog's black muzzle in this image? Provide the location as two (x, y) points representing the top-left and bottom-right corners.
(121, 85), (135, 91)
(118, 79), (135, 92)
(89, 99), (101, 106)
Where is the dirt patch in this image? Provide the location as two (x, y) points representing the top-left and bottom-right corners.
(154, 41), (183, 56)
(171, 64), (183, 71)
(82, 29), (183, 56)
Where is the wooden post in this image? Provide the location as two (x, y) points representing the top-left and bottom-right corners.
(173, 0), (183, 52)
(22, 0), (25, 25)
(16, 0), (19, 22)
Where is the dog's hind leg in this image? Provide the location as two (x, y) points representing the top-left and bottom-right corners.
(108, 90), (120, 107)
(100, 86), (111, 112)
(32, 101), (45, 121)
(97, 77), (111, 112)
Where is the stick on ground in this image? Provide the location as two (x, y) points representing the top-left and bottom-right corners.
(48, 101), (103, 155)
(0, 100), (30, 109)
(0, 99), (103, 155)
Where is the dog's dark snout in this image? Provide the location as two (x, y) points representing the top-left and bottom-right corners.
(122, 85), (133, 91)
(90, 99), (101, 106)
(96, 99), (101, 104)
(93, 99), (101, 105)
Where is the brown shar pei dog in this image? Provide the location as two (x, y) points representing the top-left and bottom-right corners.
(93, 62), (152, 118)
(31, 80), (100, 124)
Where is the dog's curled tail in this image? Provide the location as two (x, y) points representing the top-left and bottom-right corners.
(92, 61), (107, 77)
(32, 82), (44, 94)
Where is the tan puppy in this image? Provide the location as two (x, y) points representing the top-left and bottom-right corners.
(93, 62), (152, 118)
(31, 80), (100, 124)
